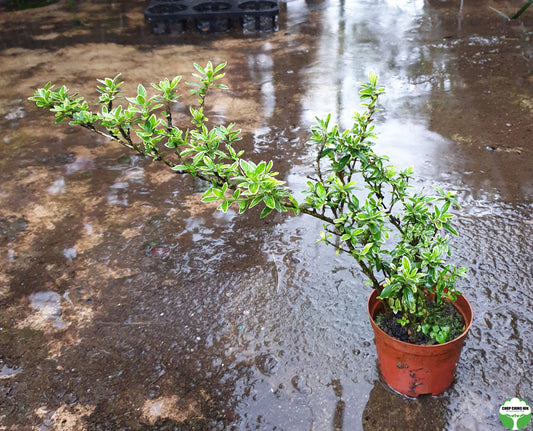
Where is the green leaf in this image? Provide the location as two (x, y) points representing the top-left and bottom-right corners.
(489, 6), (511, 20)
(320, 147), (334, 158)
(238, 201), (249, 214)
(360, 242), (373, 256)
(378, 282), (395, 299)
(510, 0), (533, 18)
(336, 154), (351, 171)
(193, 63), (206, 75)
(443, 223), (458, 236)
(402, 256), (411, 273)
(240, 159), (254, 175)
(255, 161), (266, 175)
(402, 288), (415, 311)
(249, 182), (259, 194)
(353, 228), (365, 236)
(340, 233), (351, 242)
(249, 196), (263, 208)
(316, 183), (326, 199)
(214, 62), (227, 73)
(263, 194), (276, 209)
(260, 206), (273, 218)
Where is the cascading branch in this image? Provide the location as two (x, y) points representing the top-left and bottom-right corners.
(30, 61), (468, 344)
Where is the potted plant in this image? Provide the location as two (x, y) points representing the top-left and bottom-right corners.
(29, 61), (473, 397)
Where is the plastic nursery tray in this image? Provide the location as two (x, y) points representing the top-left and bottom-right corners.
(145, 0), (280, 34)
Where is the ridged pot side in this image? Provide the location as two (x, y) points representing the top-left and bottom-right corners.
(367, 289), (474, 397)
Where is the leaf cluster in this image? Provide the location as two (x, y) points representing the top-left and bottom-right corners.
(29, 62), (299, 221)
(301, 77), (467, 342)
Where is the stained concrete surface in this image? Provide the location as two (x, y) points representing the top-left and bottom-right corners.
(0, 0), (532, 430)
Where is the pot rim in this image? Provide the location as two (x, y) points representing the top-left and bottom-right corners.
(367, 289), (474, 349)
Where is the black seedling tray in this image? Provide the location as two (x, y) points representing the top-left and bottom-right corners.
(145, 0), (280, 34)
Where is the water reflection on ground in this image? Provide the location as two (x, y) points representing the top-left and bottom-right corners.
(0, 0), (532, 430)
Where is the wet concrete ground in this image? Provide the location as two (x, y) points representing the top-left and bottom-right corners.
(0, 0), (532, 429)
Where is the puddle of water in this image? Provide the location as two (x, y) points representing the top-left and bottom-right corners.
(65, 155), (94, 175)
(0, 0), (531, 430)
(25, 291), (67, 330)
(0, 365), (23, 379)
(63, 246), (77, 261)
(47, 177), (66, 195)
(107, 181), (130, 206)
(30, 291), (62, 316)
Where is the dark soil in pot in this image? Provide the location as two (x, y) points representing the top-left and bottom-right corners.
(374, 300), (465, 345)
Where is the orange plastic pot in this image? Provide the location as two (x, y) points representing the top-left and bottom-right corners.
(367, 289), (473, 397)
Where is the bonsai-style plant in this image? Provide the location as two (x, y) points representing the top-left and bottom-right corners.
(29, 62), (469, 352)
